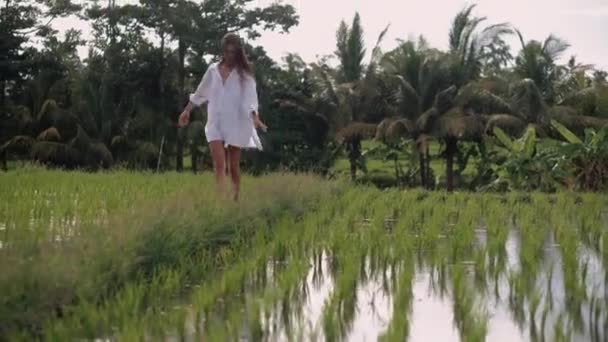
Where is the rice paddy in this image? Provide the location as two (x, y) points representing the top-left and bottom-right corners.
(2, 167), (608, 341)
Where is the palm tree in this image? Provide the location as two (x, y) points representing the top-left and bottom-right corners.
(336, 122), (377, 181)
(278, 20), (390, 135)
(381, 37), (452, 120)
(335, 12), (366, 83)
(379, 5), (513, 190)
(514, 30), (570, 105)
(1, 98), (113, 169)
(448, 4), (513, 86)
(558, 62), (608, 118)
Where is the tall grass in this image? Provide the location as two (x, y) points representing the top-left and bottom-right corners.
(3, 166), (608, 341)
(0, 165), (338, 339)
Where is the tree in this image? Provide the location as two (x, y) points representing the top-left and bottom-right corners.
(335, 12), (365, 83)
(448, 4), (512, 86)
(0, 0), (81, 110)
(514, 30), (570, 105)
(178, 0), (299, 171)
(381, 37), (452, 120)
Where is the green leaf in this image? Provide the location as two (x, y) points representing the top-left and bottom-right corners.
(551, 119), (582, 144)
(521, 126), (536, 158)
(492, 127), (513, 150)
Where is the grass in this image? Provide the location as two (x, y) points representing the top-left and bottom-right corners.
(130, 189), (608, 341)
(332, 138), (563, 189)
(332, 139), (478, 187)
(0, 165), (338, 340)
(3, 165), (608, 341)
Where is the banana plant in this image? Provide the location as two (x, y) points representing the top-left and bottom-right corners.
(488, 125), (567, 191)
(551, 119), (608, 191)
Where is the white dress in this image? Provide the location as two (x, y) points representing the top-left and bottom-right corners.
(189, 62), (263, 150)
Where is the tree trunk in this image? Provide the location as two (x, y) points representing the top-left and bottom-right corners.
(176, 38), (186, 172)
(419, 151), (426, 188)
(446, 138), (457, 192)
(177, 38), (186, 110)
(350, 156), (357, 181)
(425, 143), (431, 187)
(417, 135), (430, 189)
(191, 145), (198, 174)
(348, 140), (360, 182)
(1, 150), (7, 171)
(394, 158), (400, 187)
(0, 78), (5, 111)
(175, 131), (184, 172)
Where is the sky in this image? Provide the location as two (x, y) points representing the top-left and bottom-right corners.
(55, 0), (608, 70)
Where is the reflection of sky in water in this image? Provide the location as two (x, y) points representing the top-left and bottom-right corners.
(164, 220), (608, 341)
(346, 266), (393, 341)
(409, 229), (525, 342)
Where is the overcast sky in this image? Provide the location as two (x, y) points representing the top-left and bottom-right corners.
(55, 0), (608, 70)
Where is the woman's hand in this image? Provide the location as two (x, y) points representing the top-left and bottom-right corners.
(178, 110), (190, 127)
(253, 112), (268, 132)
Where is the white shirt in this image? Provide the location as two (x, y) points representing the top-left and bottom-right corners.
(189, 62), (262, 150)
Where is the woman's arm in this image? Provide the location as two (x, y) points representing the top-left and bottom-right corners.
(244, 75), (267, 131)
(179, 66), (213, 127)
(189, 67), (213, 108)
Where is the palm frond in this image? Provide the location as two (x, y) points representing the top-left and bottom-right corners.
(368, 24), (390, 69)
(37, 127), (63, 142)
(477, 23), (513, 47)
(336, 122), (377, 142)
(509, 78), (547, 122)
(434, 109), (485, 141)
(542, 34), (570, 61)
(0, 135), (36, 156)
(69, 125), (92, 152)
(30, 141), (82, 167)
(514, 28), (526, 49)
(433, 85), (458, 114)
(89, 141), (114, 169)
(449, 4), (479, 52)
(548, 106), (608, 135)
(394, 75), (421, 114)
(485, 114), (526, 136)
(416, 107), (440, 133)
(385, 118), (415, 140)
(311, 63), (340, 108)
(375, 117), (395, 141)
(456, 83), (513, 114)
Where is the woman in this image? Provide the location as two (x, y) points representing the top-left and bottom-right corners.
(178, 32), (267, 201)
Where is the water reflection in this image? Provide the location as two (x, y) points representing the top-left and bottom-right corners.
(168, 218), (607, 342)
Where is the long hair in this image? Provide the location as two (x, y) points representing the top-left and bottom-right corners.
(220, 32), (254, 81)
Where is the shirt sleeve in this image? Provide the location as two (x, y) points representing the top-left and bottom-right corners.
(189, 66), (213, 107)
(244, 75), (259, 118)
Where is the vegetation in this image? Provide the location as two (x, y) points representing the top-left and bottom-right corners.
(2, 2), (606, 191)
(4, 170), (607, 340)
(0, 166), (336, 339)
(2, 1), (608, 340)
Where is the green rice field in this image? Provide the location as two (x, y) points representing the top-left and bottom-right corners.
(1, 166), (608, 341)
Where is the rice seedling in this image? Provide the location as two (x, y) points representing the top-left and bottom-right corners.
(3, 167), (608, 341)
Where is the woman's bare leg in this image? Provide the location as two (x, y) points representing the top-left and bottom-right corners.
(227, 145), (242, 201)
(209, 140), (227, 197)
